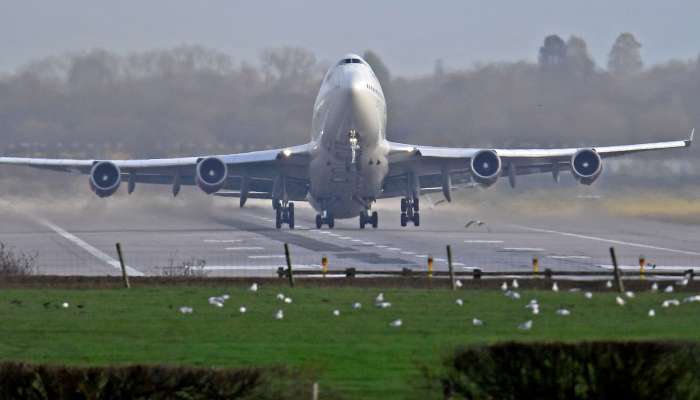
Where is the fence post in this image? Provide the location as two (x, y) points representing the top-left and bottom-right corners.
(115, 243), (130, 289)
(312, 382), (319, 400)
(473, 268), (482, 280)
(321, 255), (328, 277)
(284, 243), (294, 288)
(447, 245), (456, 290)
(639, 255), (646, 280)
(609, 247), (624, 293)
(427, 255), (434, 279)
(532, 256), (539, 274)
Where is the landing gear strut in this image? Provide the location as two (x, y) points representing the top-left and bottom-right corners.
(359, 210), (379, 229)
(315, 211), (335, 229)
(274, 200), (295, 229)
(400, 197), (420, 227)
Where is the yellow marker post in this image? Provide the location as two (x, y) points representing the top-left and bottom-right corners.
(427, 256), (434, 278)
(639, 256), (646, 280)
(321, 255), (328, 277)
(533, 256), (539, 274)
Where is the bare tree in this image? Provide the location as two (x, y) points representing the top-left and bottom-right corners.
(608, 33), (643, 76)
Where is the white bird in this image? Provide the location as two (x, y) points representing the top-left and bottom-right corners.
(584, 292), (593, 299)
(518, 320), (533, 330)
(239, 306), (247, 314)
(208, 297), (224, 307)
(275, 309), (284, 320)
(616, 296), (626, 306)
(455, 280), (463, 288)
(500, 282), (508, 291)
(213, 301), (223, 308)
(276, 293), (285, 300)
(61, 302), (69, 308)
(179, 306), (193, 314)
(532, 306), (540, 315)
(332, 309), (340, 317)
(568, 288), (581, 293)
(222, 294), (230, 300)
(455, 299), (464, 306)
(625, 291), (635, 299)
(504, 291), (521, 300)
(552, 282), (559, 292)
(352, 302), (362, 310)
(378, 302), (392, 309)
(389, 319), (402, 327)
(679, 278), (689, 286)
(525, 300), (538, 309)
(662, 299), (680, 307)
(683, 295), (700, 303)
(512, 279), (519, 289)
(249, 283), (259, 292)
(284, 297), (293, 304)
(606, 280), (613, 289)
(664, 285), (674, 293)
(555, 309), (571, 316)
(648, 309), (656, 317)
(376, 293), (385, 302)
(472, 318), (484, 326)
(651, 282), (659, 292)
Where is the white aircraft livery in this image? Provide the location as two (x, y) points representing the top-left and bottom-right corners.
(0, 53), (693, 229)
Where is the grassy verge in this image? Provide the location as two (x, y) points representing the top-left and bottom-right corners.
(0, 285), (699, 399)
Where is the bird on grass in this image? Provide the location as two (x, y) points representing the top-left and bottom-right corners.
(389, 319), (402, 328)
(584, 292), (593, 299)
(472, 318), (484, 326)
(333, 309), (340, 317)
(552, 282), (559, 292)
(651, 282), (659, 292)
(455, 299), (464, 306)
(664, 285), (674, 293)
(518, 320), (533, 330)
(555, 309), (571, 316)
(352, 302), (362, 310)
(455, 280), (463, 288)
(648, 309), (656, 317)
(275, 309), (284, 320)
(616, 296), (626, 306)
(239, 306), (247, 314)
(606, 280), (613, 289)
(500, 282), (508, 291)
(249, 283), (258, 292)
(625, 291), (635, 299)
(276, 293), (285, 301)
(284, 297), (293, 304)
(662, 299), (680, 308)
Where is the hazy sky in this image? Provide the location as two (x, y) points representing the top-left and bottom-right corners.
(2, 1), (699, 75)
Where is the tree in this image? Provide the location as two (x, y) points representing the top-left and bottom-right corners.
(363, 50), (391, 87)
(565, 36), (595, 78)
(608, 33), (643, 76)
(538, 35), (567, 67)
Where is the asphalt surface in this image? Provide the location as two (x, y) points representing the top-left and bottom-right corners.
(0, 195), (698, 277)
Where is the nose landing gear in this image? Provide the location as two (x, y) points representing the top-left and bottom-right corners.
(359, 210), (378, 229)
(315, 211), (335, 229)
(274, 201), (295, 229)
(400, 197), (420, 227)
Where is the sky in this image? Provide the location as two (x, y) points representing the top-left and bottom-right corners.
(1, 0), (699, 76)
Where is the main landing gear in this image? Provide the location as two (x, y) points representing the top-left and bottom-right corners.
(315, 211), (335, 229)
(400, 197), (420, 227)
(274, 200), (295, 229)
(359, 210), (379, 229)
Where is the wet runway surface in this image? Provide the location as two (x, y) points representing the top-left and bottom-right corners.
(0, 197), (698, 277)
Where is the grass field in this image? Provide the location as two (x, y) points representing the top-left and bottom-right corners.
(1, 284), (699, 399)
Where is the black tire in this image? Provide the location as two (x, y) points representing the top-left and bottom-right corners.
(400, 198), (407, 213)
(315, 214), (323, 229)
(359, 214), (366, 229)
(288, 203), (295, 229)
(400, 213), (407, 227)
(372, 211), (378, 229)
(413, 197), (420, 212)
(414, 212), (420, 227)
(275, 208), (282, 229)
(328, 215), (335, 229)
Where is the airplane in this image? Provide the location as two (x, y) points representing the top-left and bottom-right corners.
(0, 53), (693, 230)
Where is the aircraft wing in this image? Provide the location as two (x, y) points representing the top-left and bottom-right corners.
(385, 130), (693, 198)
(0, 143), (313, 202)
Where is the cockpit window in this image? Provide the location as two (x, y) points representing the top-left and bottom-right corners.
(339, 58), (363, 65)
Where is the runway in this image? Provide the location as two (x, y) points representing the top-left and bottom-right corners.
(0, 196), (698, 277)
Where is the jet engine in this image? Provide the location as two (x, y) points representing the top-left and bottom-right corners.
(571, 149), (602, 185)
(470, 150), (502, 186)
(196, 157), (228, 194)
(89, 161), (122, 198)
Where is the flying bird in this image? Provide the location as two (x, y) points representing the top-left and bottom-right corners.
(606, 281), (613, 289)
(455, 280), (463, 288)
(276, 293), (285, 300)
(662, 299), (680, 308)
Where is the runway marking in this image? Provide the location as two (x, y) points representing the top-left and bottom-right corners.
(401, 251), (415, 255)
(362, 241), (375, 245)
(204, 239), (243, 243)
(454, 262), (466, 267)
(513, 224), (700, 256)
(248, 255), (286, 259)
(387, 247), (401, 251)
(296, 225), (307, 229)
(376, 245), (388, 248)
(598, 265), (698, 271)
(204, 265), (320, 270)
(338, 236), (352, 240)
(435, 258), (446, 262)
(35, 218), (145, 276)
(415, 254), (428, 258)
(502, 247), (545, 252)
(548, 255), (591, 260)
(352, 239), (362, 242)
(226, 246), (264, 251)
(464, 240), (504, 244)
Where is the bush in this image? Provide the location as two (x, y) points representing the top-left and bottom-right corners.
(0, 242), (36, 276)
(0, 362), (313, 400)
(435, 342), (700, 400)
(159, 257), (208, 278)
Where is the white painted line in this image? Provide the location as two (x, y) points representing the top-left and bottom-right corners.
(454, 262), (466, 267)
(415, 254), (428, 258)
(328, 233), (340, 237)
(464, 240), (504, 244)
(338, 236), (352, 240)
(514, 224), (700, 256)
(548, 255), (591, 260)
(248, 255), (286, 259)
(204, 239), (243, 243)
(401, 251), (415, 255)
(296, 225), (307, 229)
(35, 218), (145, 276)
(352, 239), (362, 242)
(503, 247), (545, 252)
(435, 258), (446, 262)
(362, 241), (375, 246)
(204, 265), (320, 270)
(387, 247), (401, 251)
(599, 265), (699, 271)
(376, 245), (388, 248)
(226, 246), (264, 251)
(263, 218), (274, 222)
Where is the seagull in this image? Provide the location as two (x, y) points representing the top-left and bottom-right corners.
(616, 296), (626, 306)
(284, 297), (293, 304)
(464, 220), (486, 229)
(679, 278), (689, 286)
(664, 285), (674, 293)
(472, 318), (484, 326)
(222, 294), (230, 300)
(531, 305), (540, 315)
(455, 280), (463, 288)
(332, 309), (340, 316)
(552, 282), (559, 292)
(500, 282), (508, 291)
(389, 319), (402, 328)
(648, 309), (656, 317)
(352, 302), (362, 309)
(505, 291), (521, 299)
(518, 320), (533, 330)
(662, 299), (680, 308)
(512, 279), (519, 289)
(249, 283), (258, 292)
(525, 300), (539, 309)
(625, 291), (635, 299)
(584, 292), (593, 299)
(377, 302), (392, 309)
(376, 293), (385, 303)
(275, 309), (284, 320)
(651, 282), (659, 292)
(455, 299), (464, 306)
(179, 306), (193, 314)
(276, 293), (285, 300)
(555, 309), (571, 316)
(683, 295), (700, 303)
(606, 281), (613, 289)
(239, 306), (247, 314)
(62, 302), (69, 309)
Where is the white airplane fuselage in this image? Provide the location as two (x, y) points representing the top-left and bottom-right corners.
(307, 55), (390, 218)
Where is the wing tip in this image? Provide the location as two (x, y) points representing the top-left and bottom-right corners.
(686, 128), (695, 147)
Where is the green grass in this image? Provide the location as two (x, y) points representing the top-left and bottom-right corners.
(0, 285), (699, 399)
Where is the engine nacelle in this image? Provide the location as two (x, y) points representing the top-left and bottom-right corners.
(470, 150), (502, 186)
(89, 161), (121, 198)
(196, 157), (228, 194)
(571, 149), (602, 185)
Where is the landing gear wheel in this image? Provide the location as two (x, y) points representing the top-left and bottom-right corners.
(371, 211), (378, 229)
(413, 212), (420, 227)
(316, 214), (323, 229)
(400, 198), (407, 213)
(328, 214), (335, 229)
(400, 213), (408, 227)
(288, 202), (295, 229)
(413, 198), (420, 212)
(359, 213), (366, 229)
(275, 207), (282, 229)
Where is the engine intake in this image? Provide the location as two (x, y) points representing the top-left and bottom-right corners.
(470, 150), (502, 186)
(571, 149), (602, 185)
(89, 161), (121, 198)
(196, 157), (228, 194)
